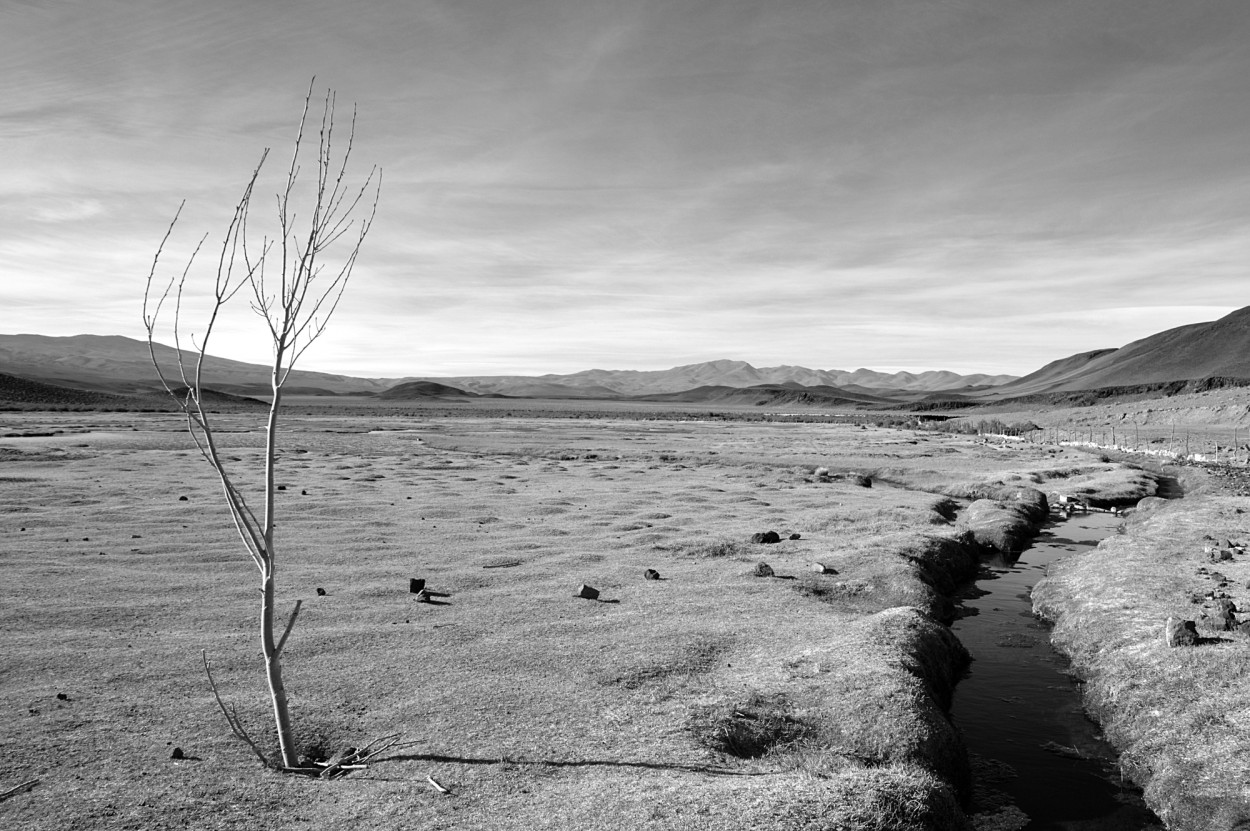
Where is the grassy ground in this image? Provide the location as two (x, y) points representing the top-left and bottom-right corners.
(0, 411), (1158, 830)
(1033, 469), (1250, 831)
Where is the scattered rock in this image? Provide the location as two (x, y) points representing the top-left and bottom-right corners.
(1207, 546), (1234, 563)
(55, 692), (69, 701)
(1165, 617), (1199, 647)
(811, 562), (837, 575)
(316, 587), (326, 596)
(409, 578), (426, 594)
(178, 495), (188, 501)
(575, 584), (600, 600)
(643, 569), (660, 581)
(1206, 599), (1238, 631)
(851, 474), (872, 488)
(276, 485), (287, 491)
(788, 533), (801, 540)
(753, 562), (775, 578)
(170, 747), (185, 760)
(750, 531), (781, 544)
(301, 489), (308, 496)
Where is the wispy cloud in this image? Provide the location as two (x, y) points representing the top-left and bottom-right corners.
(4, 1), (1250, 377)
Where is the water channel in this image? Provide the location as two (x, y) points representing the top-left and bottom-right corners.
(951, 512), (1163, 830)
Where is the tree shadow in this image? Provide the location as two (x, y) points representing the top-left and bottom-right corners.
(376, 751), (765, 778)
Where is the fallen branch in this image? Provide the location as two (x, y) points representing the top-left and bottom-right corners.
(427, 774), (451, 794)
(0, 779), (39, 803)
(280, 734), (420, 779)
(203, 650), (272, 768)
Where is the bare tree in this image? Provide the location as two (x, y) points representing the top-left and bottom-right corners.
(143, 82), (381, 771)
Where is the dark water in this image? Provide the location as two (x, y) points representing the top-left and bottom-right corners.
(950, 513), (1162, 830)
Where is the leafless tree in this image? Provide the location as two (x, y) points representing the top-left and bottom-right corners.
(143, 82), (381, 771)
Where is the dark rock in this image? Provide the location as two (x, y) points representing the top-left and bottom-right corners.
(1208, 546), (1234, 563)
(789, 533), (801, 540)
(316, 587), (326, 596)
(1207, 599), (1238, 631)
(576, 584), (600, 600)
(409, 578), (426, 594)
(277, 485), (287, 491)
(170, 747), (185, 760)
(643, 569), (660, 581)
(301, 489), (308, 496)
(750, 531), (781, 544)
(1165, 617), (1199, 647)
(56, 692), (69, 701)
(753, 562), (775, 578)
(178, 495), (188, 501)
(851, 474), (872, 488)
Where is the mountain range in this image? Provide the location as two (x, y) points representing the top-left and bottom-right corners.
(3, 305), (1249, 406)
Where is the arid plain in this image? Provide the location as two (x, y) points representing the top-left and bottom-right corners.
(7, 403), (1245, 830)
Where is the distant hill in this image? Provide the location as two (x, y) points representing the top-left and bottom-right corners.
(0, 334), (392, 397)
(0, 371), (144, 409)
(634, 383), (894, 407)
(0, 334), (1014, 401)
(993, 306), (1250, 397)
(424, 361), (1016, 397)
(378, 381), (477, 399)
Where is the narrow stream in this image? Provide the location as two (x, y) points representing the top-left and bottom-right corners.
(951, 513), (1162, 830)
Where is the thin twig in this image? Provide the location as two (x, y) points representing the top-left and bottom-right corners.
(275, 599), (302, 655)
(202, 651), (271, 767)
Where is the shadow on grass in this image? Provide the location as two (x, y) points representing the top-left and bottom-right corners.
(379, 752), (766, 777)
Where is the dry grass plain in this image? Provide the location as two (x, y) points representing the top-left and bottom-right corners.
(0, 409), (1164, 830)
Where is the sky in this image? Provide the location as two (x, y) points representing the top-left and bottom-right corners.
(2, 0), (1249, 379)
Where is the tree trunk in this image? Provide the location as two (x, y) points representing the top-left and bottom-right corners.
(262, 570), (298, 768)
(262, 379), (298, 768)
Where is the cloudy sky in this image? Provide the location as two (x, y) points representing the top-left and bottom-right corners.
(3, 0), (1248, 378)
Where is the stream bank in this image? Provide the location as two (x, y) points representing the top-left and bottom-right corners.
(1032, 485), (1250, 831)
(952, 513), (1161, 830)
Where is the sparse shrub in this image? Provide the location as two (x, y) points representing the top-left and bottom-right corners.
(679, 538), (747, 558)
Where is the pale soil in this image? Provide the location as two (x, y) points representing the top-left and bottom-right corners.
(0, 410), (1158, 830)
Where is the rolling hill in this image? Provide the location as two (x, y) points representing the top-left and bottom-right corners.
(991, 306), (1250, 397)
(6, 305), (1249, 408)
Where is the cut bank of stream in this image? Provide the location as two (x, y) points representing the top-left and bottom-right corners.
(951, 512), (1162, 830)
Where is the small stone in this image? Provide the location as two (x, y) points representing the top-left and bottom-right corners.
(1165, 617), (1199, 647)
(409, 578), (426, 594)
(178, 495), (188, 501)
(277, 485), (287, 491)
(316, 587), (326, 596)
(575, 584), (600, 600)
(170, 747), (185, 760)
(753, 562), (775, 578)
(811, 562), (837, 575)
(301, 489), (308, 496)
(750, 531), (781, 545)
(643, 569), (661, 581)
(789, 533), (801, 540)
(56, 692), (69, 701)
